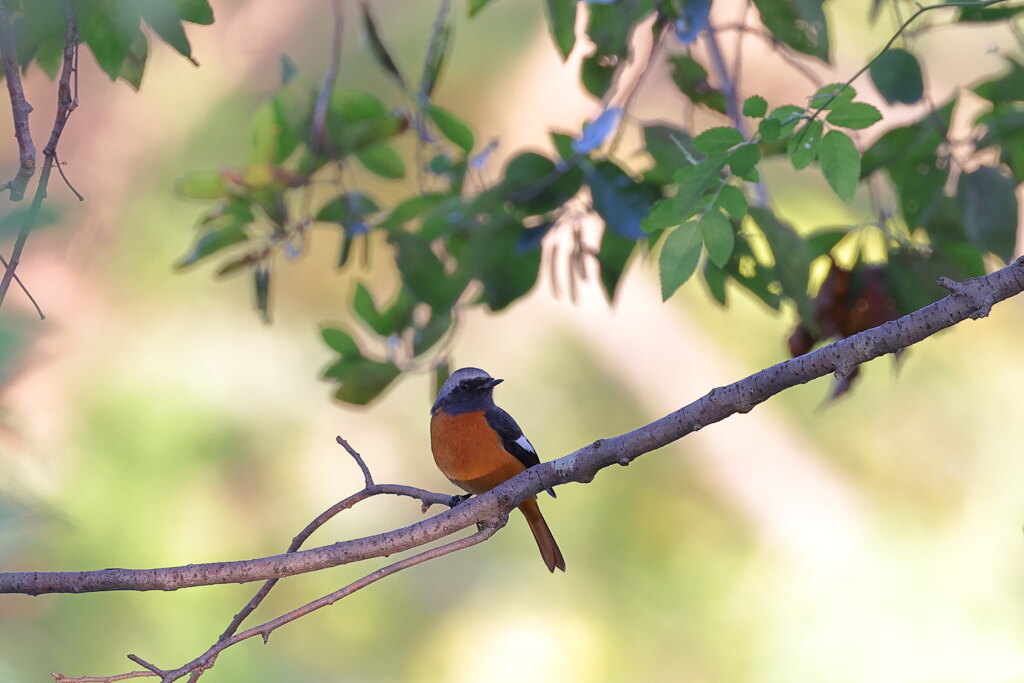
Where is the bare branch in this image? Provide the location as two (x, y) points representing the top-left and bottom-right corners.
(0, 0), (35, 201)
(0, 1), (79, 307)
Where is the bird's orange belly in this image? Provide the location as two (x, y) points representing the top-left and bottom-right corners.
(431, 409), (526, 494)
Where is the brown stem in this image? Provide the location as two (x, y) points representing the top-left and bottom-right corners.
(0, 0), (35, 201)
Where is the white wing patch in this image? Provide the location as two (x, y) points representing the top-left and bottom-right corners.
(514, 434), (536, 455)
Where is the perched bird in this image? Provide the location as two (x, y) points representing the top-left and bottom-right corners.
(430, 367), (565, 572)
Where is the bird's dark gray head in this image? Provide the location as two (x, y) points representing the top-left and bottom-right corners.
(431, 367), (503, 415)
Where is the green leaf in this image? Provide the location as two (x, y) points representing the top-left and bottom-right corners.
(175, 0), (214, 24)
(787, 120), (824, 170)
(427, 104), (475, 153)
(581, 53), (616, 98)
(503, 153), (583, 215)
(717, 185), (748, 220)
(382, 192), (451, 228)
(728, 144), (760, 180)
(137, 0), (192, 58)
(79, 0), (141, 79)
(357, 142), (406, 179)
(596, 230), (636, 302)
(254, 265), (271, 323)
(321, 327), (360, 356)
(391, 232), (465, 309)
(317, 192), (380, 224)
(660, 222), (703, 300)
(701, 210), (734, 267)
(420, 2), (453, 98)
(751, 0), (829, 61)
(818, 130), (860, 203)
(870, 48), (923, 104)
(117, 23), (149, 89)
(361, 1), (407, 88)
(176, 223), (247, 268)
(809, 83), (856, 109)
(742, 95), (768, 118)
(758, 117), (783, 142)
(693, 126), (745, 154)
(825, 101), (883, 129)
(957, 166), (1019, 262)
(703, 260), (728, 305)
(469, 0), (498, 16)
(643, 124), (696, 184)
(586, 160), (662, 239)
(670, 55), (727, 113)
(806, 227), (849, 257)
(544, 0), (577, 60)
(642, 156), (726, 232)
(175, 170), (228, 199)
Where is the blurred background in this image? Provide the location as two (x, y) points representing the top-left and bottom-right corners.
(1, 0), (1023, 681)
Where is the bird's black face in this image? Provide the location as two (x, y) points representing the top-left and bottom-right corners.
(432, 367), (503, 415)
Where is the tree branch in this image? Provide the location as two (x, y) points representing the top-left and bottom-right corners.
(0, 0), (35, 201)
(7, 256), (1024, 597)
(0, 1), (79, 308)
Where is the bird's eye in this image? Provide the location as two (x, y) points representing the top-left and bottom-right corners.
(458, 381), (471, 390)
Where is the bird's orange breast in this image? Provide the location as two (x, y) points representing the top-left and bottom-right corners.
(430, 409), (527, 494)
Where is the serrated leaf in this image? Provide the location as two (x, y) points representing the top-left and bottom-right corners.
(826, 101), (883, 129)
(137, 0), (192, 57)
(818, 130), (860, 203)
(361, 2), (407, 88)
(427, 104), (474, 153)
(701, 210), (734, 267)
(717, 185), (748, 220)
(809, 82), (856, 109)
(660, 222), (703, 299)
(545, 0), (577, 59)
(742, 95), (768, 118)
(728, 143), (760, 179)
(787, 120), (824, 170)
(642, 156), (726, 231)
(694, 126), (745, 154)
(703, 260), (728, 304)
(357, 142), (406, 179)
(957, 166), (1018, 262)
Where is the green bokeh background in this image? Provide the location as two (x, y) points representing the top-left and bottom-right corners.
(1, 1), (1023, 681)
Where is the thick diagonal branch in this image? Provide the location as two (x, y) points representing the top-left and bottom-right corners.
(4, 257), (1023, 596)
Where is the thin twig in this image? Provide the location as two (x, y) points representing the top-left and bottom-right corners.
(0, 0), (35, 201)
(54, 154), (85, 201)
(0, 1), (78, 307)
(53, 670), (153, 683)
(138, 525), (498, 683)
(0, 252), (44, 318)
(336, 435), (373, 486)
(310, 0), (344, 154)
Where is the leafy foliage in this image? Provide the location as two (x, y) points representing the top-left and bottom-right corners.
(155, 1), (1024, 404)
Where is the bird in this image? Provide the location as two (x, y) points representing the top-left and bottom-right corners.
(430, 367), (565, 572)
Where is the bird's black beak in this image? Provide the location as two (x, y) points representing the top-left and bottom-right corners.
(484, 378), (503, 389)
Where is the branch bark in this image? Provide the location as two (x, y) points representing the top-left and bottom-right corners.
(0, 1), (78, 307)
(0, 0), (35, 201)
(6, 256), (1023, 597)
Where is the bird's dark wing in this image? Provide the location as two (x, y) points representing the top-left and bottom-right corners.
(485, 406), (540, 469)
(485, 407), (557, 498)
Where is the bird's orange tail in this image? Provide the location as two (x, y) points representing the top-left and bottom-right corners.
(518, 498), (565, 573)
